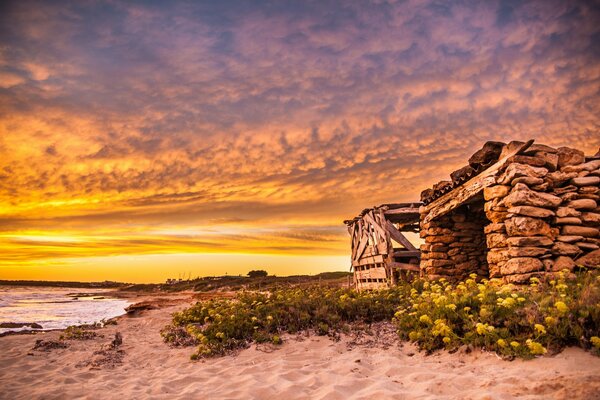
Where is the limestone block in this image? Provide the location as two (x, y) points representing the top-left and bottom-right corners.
(581, 212), (600, 224)
(506, 236), (553, 247)
(571, 176), (600, 187)
(507, 206), (555, 218)
(556, 207), (581, 218)
(557, 147), (585, 168)
(505, 217), (552, 237)
(506, 155), (547, 168)
(551, 242), (581, 256)
(547, 171), (578, 186)
(553, 185), (578, 195)
(484, 223), (506, 234)
(561, 160), (600, 173)
(555, 217), (582, 225)
(576, 242), (599, 251)
(486, 233), (508, 248)
(487, 249), (509, 263)
(552, 256), (576, 271)
(556, 235), (584, 243)
(511, 176), (545, 186)
(576, 249), (600, 268)
(485, 211), (508, 223)
(566, 199), (597, 210)
(504, 185), (561, 209)
(483, 185), (510, 201)
(561, 225), (599, 237)
(498, 163), (548, 185)
(501, 257), (543, 275)
(504, 272), (541, 284)
(507, 246), (549, 257)
(533, 152), (559, 171)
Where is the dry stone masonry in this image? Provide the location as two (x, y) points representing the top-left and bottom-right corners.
(419, 141), (600, 283)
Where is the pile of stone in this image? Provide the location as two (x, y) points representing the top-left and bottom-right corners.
(483, 145), (600, 283)
(420, 203), (489, 280)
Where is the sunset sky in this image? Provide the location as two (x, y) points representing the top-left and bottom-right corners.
(1, 0), (599, 282)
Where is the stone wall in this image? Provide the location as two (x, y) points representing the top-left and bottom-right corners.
(420, 203), (489, 280)
(420, 143), (600, 283)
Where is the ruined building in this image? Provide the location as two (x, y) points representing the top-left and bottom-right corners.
(345, 140), (600, 289)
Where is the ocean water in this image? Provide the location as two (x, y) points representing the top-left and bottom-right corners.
(0, 286), (131, 335)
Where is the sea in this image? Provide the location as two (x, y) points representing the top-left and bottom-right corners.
(0, 286), (131, 335)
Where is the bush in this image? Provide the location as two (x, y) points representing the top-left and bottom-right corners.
(162, 269), (600, 360)
(247, 270), (268, 278)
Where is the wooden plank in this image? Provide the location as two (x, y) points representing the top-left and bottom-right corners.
(421, 140), (534, 224)
(390, 262), (421, 272)
(385, 220), (418, 251)
(364, 212), (387, 242)
(352, 254), (385, 267)
(354, 231), (369, 262)
(355, 266), (387, 280)
(393, 250), (421, 258)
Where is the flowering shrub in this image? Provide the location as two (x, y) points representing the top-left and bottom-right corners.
(393, 270), (600, 359)
(163, 270), (600, 360)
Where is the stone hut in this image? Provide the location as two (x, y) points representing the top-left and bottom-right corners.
(346, 139), (600, 289)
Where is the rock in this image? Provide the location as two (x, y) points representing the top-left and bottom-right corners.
(561, 160), (600, 173)
(487, 249), (509, 263)
(547, 171), (578, 186)
(420, 188), (434, 203)
(555, 217), (582, 225)
(506, 236), (554, 247)
(580, 186), (599, 194)
(125, 302), (157, 314)
(551, 242), (581, 256)
(523, 144), (558, 154)
(557, 235), (584, 243)
(507, 206), (555, 218)
(505, 217), (553, 237)
(507, 246), (549, 257)
(425, 235), (455, 244)
(422, 259), (453, 268)
(486, 233), (508, 248)
(557, 147), (585, 168)
(0, 322), (43, 329)
(561, 225), (599, 237)
(533, 152), (559, 171)
(566, 199), (597, 210)
(468, 141), (505, 168)
(484, 223), (506, 234)
(560, 192), (579, 202)
(576, 242), (600, 251)
(552, 256), (576, 271)
(486, 211), (509, 223)
(576, 249), (600, 268)
(498, 163), (548, 185)
(506, 155), (547, 168)
(556, 207), (581, 218)
(504, 185), (561, 209)
(500, 257), (544, 275)
(511, 176), (545, 186)
(450, 165), (477, 186)
(571, 176), (600, 187)
(581, 212), (600, 224)
(483, 185), (510, 200)
(531, 182), (550, 192)
(504, 272), (543, 284)
(553, 185), (578, 195)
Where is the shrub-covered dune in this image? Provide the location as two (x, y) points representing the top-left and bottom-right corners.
(162, 270), (600, 360)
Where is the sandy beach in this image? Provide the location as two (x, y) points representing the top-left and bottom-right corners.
(0, 293), (599, 400)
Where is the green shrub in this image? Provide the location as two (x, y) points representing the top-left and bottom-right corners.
(162, 270), (600, 360)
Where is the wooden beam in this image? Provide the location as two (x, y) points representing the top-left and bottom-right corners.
(421, 140), (534, 224)
(393, 250), (421, 258)
(363, 212), (387, 241)
(352, 254), (385, 267)
(385, 220), (417, 251)
(355, 266), (387, 280)
(389, 262), (421, 272)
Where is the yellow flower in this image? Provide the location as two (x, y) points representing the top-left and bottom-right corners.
(419, 315), (432, 324)
(526, 339), (547, 355)
(544, 316), (556, 326)
(443, 337), (451, 344)
(463, 306), (471, 312)
(408, 331), (419, 341)
(446, 304), (457, 311)
(497, 339), (507, 347)
(266, 315), (273, 322)
(517, 297), (526, 302)
(510, 341), (520, 348)
(476, 323), (488, 335)
(534, 324), (546, 335)
(591, 337), (600, 349)
(554, 301), (569, 314)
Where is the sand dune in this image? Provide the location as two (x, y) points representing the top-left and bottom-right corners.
(1, 297), (599, 400)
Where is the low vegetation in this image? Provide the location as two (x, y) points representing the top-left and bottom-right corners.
(162, 269), (600, 360)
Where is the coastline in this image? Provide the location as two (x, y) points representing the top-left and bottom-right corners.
(1, 292), (599, 400)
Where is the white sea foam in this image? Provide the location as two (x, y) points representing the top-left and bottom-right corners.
(0, 286), (131, 335)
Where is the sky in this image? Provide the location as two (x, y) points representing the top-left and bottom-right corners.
(0, 0), (599, 283)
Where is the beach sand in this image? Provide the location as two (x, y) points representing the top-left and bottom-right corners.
(1, 293), (599, 400)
